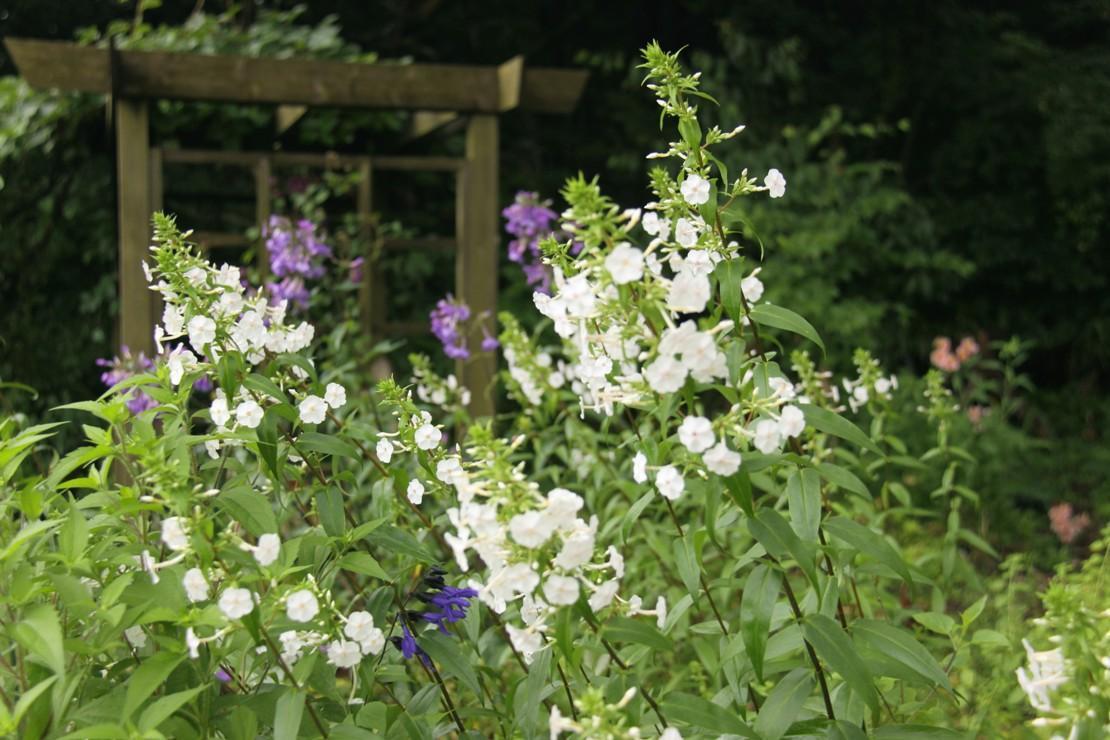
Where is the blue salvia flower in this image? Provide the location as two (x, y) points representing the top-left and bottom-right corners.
(391, 567), (478, 661)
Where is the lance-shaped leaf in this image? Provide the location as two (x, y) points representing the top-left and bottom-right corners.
(748, 508), (819, 589)
(823, 517), (913, 590)
(740, 564), (781, 681)
(803, 615), (879, 715)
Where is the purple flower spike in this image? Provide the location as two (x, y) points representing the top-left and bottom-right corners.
(429, 294), (472, 359)
(263, 215), (332, 312)
(96, 346), (157, 416)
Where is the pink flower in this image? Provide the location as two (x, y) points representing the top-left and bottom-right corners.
(930, 337), (961, 373)
(955, 336), (980, 362)
(966, 404), (987, 428)
(1048, 503), (1090, 544)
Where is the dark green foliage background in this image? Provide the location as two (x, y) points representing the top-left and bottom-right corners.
(1, 1), (1108, 550)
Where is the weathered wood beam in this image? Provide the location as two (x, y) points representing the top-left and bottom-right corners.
(521, 67), (589, 114)
(116, 99), (154, 356)
(497, 55), (524, 112)
(275, 104), (308, 135)
(408, 110), (461, 141)
(456, 116), (499, 418)
(5, 38), (588, 114)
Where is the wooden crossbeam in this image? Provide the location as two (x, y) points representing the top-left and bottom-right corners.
(5, 38), (588, 114)
(381, 237), (455, 252)
(159, 148), (464, 172)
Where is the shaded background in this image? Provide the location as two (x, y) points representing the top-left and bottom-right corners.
(1, 1), (1108, 550)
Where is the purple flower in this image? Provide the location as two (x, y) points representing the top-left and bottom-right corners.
(522, 262), (552, 293)
(263, 215), (332, 311)
(96, 346), (157, 415)
(214, 668), (232, 683)
(391, 622), (431, 667)
(502, 191), (568, 294)
(429, 294), (471, 359)
(480, 328), (500, 353)
(502, 191), (558, 242)
(348, 257), (365, 285)
(392, 567), (477, 663)
(266, 276), (311, 310)
(419, 584), (480, 634)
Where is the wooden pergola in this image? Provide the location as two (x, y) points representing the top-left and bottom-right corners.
(4, 38), (588, 417)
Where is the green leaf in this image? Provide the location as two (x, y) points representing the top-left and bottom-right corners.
(797, 404), (882, 456)
(217, 352), (245, 400)
(724, 470), (754, 517)
(673, 536), (701, 598)
(297, 431), (359, 459)
(9, 675), (57, 728)
(123, 652), (184, 720)
(803, 614), (879, 715)
(138, 685), (206, 732)
(603, 616), (673, 651)
(316, 488), (347, 537)
(748, 509), (818, 589)
(823, 517), (913, 589)
(961, 595), (987, 627)
(872, 725), (964, 739)
(10, 603), (65, 675)
(256, 408), (280, 480)
(753, 668), (814, 740)
(516, 645), (551, 735)
(366, 526), (435, 564)
(787, 468), (822, 542)
(621, 492), (654, 543)
(419, 631), (483, 700)
(677, 116), (702, 150)
(1, 520), (61, 562)
(749, 304), (825, 355)
(243, 373), (288, 403)
(716, 259), (743, 324)
(814, 462), (871, 500)
(338, 552), (390, 581)
(274, 688), (306, 740)
(218, 486), (278, 537)
(971, 629), (1011, 648)
(740, 564), (780, 682)
(912, 612), (956, 636)
(60, 501), (89, 563)
(349, 517), (388, 543)
(659, 692), (757, 738)
(853, 620), (951, 690)
(825, 720), (869, 740)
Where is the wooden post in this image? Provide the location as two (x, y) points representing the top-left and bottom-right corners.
(356, 159), (376, 335)
(456, 115), (499, 417)
(116, 98), (154, 356)
(254, 156), (272, 274)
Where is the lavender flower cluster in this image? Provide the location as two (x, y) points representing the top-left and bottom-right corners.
(264, 215), (332, 310)
(429, 295), (498, 360)
(429, 295), (471, 359)
(96, 346), (157, 415)
(96, 344), (211, 415)
(502, 191), (564, 293)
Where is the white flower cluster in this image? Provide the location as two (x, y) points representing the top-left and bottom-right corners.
(146, 235), (349, 460)
(1016, 638), (1069, 713)
(413, 367), (471, 411)
(137, 226), (390, 677)
(385, 436), (625, 663)
(550, 687), (684, 739)
(152, 260), (315, 369)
